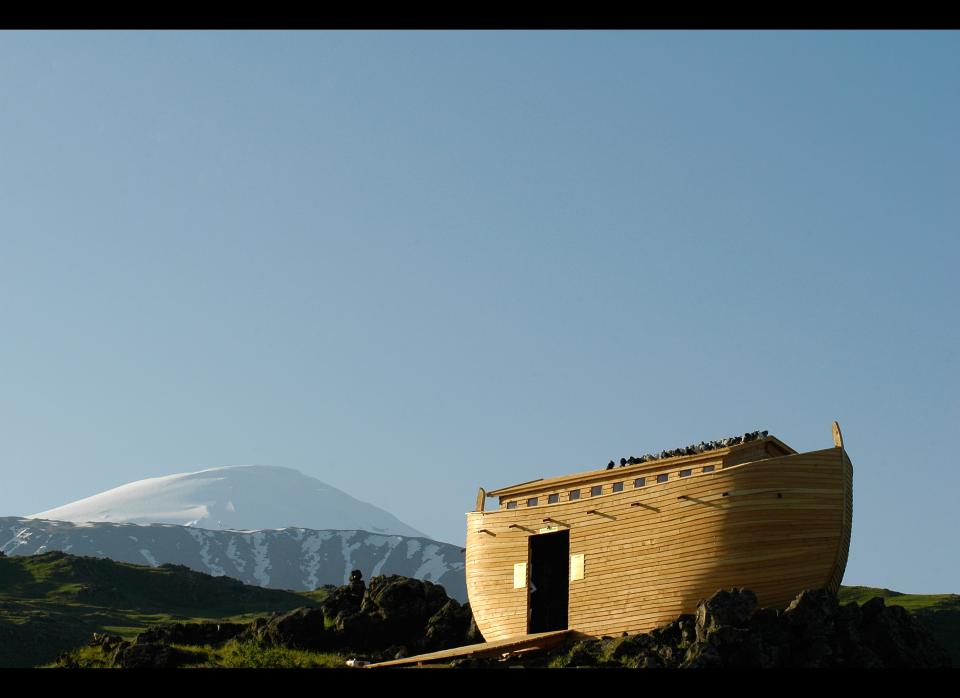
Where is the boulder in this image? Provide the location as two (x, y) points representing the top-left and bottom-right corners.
(782, 588), (838, 667)
(423, 599), (474, 652)
(537, 587), (953, 669)
(113, 642), (203, 668)
(136, 621), (246, 647)
(857, 597), (952, 668)
(319, 570), (365, 620)
(88, 632), (124, 650)
(695, 588), (757, 641)
(239, 607), (328, 650)
(345, 574), (451, 650)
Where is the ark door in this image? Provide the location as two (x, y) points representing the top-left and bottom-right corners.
(528, 530), (570, 633)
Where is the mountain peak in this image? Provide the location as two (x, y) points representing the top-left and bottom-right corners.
(29, 465), (427, 538)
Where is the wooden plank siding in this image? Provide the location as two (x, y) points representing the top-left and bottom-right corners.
(466, 442), (852, 642)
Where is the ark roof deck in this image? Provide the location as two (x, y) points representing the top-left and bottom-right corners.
(486, 435), (797, 501)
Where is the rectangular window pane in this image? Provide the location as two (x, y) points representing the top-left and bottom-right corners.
(506, 501), (517, 509)
(657, 474), (668, 483)
(548, 493), (559, 504)
(527, 497), (538, 507)
(634, 477), (646, 488)
(703, 465), (715, 473)
(591, 485), (602, 496)
(569, 490), (580, 500)
(613, 482), (624, 493)
(680, 469), (692, 478)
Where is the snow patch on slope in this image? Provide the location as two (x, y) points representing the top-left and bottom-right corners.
(371, 536), (403, 577)
(224, 537), (245, 572)
(250, 531), (271, 586)
(339, 531), (363, 583)
(414, 543), (455, 582)
(186, 527), (225, 577)
(300, 530), (335, 590)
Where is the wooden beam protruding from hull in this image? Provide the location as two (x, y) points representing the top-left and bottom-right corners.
(832, 421), (844, 448)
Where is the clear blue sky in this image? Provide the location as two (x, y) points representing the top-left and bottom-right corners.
(1, 31), (957, 593)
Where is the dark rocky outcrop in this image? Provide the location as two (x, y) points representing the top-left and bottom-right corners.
(543, 587), (953, 668)
(236, 571), (479, 658)
(330, 574), (477, 654)
(66, 571), (478, 666)
(112, 641), (206, 669)
(60, 579), (952, 668)
(88, 632), (125, 650)
(239, 607), (329, 650)
(319, 569), (366, 619)
(137, 621), (247, 648)
(424, 598), (481, 650)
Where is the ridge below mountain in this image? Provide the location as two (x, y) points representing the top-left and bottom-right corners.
(1, 516), (466, 602)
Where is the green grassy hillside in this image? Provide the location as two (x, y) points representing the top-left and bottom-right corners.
(839, 585), (960, 665)
(0, 551), (320, 667)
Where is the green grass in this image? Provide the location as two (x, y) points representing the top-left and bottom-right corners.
(48, 639), (349, 669)
(838, 586), (960, 612)
(0, 551), (322, 668)
(215, 640), (346, 668)
(297, 586), (335, 604)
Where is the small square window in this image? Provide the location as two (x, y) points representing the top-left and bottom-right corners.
(569, 490), (580, 501)
(591, 485), (602, 496)
(612, 482), (624, 493)
(703, 465), (715, 473)
(506, 501), (517, 510)
(527, 497), (538, 507)
(656, 474), (668, 483)
(548, 493), (559, 504)
(679, 469), (692, 478)
(634, 477), (646, 488)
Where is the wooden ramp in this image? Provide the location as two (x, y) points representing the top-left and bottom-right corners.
(366, 629), (578, 668)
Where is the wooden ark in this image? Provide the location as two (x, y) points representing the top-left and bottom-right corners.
(465, 423), (853, 642)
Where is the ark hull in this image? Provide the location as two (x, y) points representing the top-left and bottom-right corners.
(466, 438), (852, 642)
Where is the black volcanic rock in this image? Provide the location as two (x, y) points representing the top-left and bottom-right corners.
(320, 569), (366, 619)
(248, 573), (478, 657)
(695, 587), (757, 641)
(137, 621), (246, 647)
(423, 599), (477, 651)
(113, 641), (205, 668)
(340, 574), (452, 651)
(539, 587), (953, 669)
(240, 607), (329, 650)
(858, 597), (951, 668)
(54, 582), (955, 668)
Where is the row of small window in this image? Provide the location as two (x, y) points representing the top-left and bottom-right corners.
(504, 464), (716, 509)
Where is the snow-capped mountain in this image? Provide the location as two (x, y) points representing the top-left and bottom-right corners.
(29, 465), (427, 539)
(0, 517), (467, 602)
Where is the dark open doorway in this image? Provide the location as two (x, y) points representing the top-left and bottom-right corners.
(528, 530), (569, 633)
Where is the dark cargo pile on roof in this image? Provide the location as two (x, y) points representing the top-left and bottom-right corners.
(606, 430), (769, 470)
